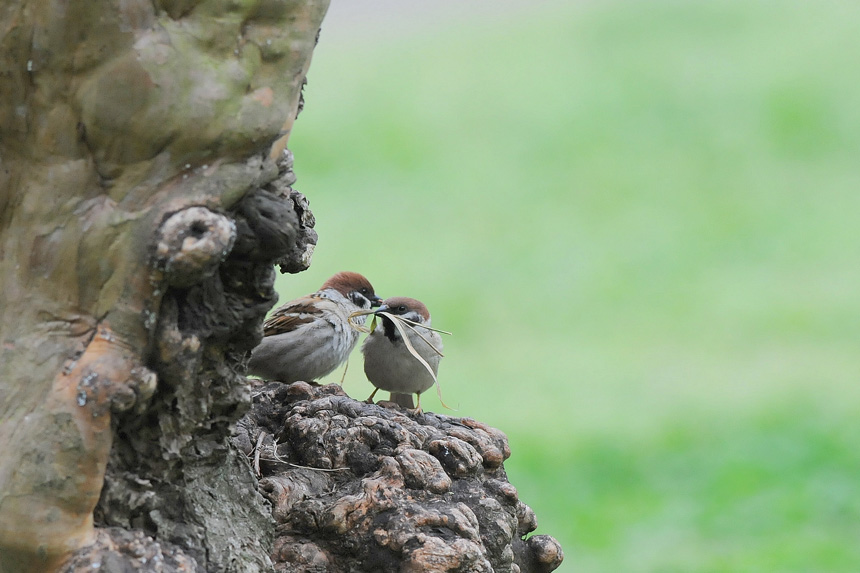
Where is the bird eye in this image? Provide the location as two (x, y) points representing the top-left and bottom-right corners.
(360, 287), (369, 295)
(398, 305), (407, 313)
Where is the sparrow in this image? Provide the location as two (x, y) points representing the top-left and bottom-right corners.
(247, 271), (382, 383)
(361, 297), (443, 411)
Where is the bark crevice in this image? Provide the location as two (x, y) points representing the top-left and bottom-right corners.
(90, 154), (315, 573)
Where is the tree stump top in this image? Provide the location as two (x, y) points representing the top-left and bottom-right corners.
(235, 381), (565, 573)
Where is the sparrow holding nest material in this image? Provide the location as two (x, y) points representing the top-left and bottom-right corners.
(361, 297), (444, 411)
(247, 271), (382, 383)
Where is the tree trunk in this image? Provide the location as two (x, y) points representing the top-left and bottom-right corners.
(0, 2), (564, 572)
(0, 1), (327, 570)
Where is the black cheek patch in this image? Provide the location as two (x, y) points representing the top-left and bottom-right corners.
(350, 292), (370, 308)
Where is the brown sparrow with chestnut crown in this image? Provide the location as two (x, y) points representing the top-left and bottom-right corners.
(361, 297), (443, 411)
(247, 271), (382, 383)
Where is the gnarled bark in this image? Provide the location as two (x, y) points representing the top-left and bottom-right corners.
(234, 382), (564, 573)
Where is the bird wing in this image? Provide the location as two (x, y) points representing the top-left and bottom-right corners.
(262, 296), (329, 336)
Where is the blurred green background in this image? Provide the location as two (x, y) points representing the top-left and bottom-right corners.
(278, 1), (860, 570)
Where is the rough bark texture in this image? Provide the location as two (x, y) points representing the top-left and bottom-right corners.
(0, 0), (328, 571)
(87, 154), (317, 573)
(233, 382), (564, 573)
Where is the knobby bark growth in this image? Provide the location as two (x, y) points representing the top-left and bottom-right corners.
(235, 382), (564, 572)
(0, 1), (565, 572)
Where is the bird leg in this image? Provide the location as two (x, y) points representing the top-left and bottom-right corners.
(365, 387), (380, 404)
(338, 357), (350, 385)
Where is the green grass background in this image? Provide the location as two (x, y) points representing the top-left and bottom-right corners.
(277, 1), (860, 570)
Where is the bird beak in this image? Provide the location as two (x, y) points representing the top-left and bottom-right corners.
(371, 296), (384, 308)
(374, 304), (389, 314)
